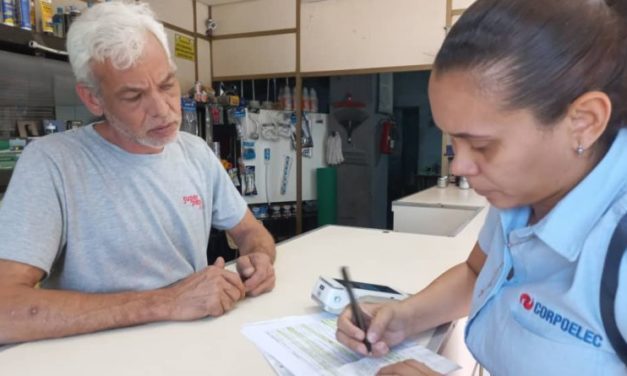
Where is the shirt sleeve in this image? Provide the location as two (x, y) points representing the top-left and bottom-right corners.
(477, 205), (499, 255)
(0, 143), (65, 274)
(207, 147), (247, 230)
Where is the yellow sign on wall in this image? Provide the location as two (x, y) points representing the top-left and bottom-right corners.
(174, 34), (195, 61)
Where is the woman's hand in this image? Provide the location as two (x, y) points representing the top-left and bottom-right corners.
(377, 360), (442, 376)
(336, 301), (412, 357)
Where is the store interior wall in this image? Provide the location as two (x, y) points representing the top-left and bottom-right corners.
(387, 106), (419, 224)
(214, 77), (330, 114)
(180, 71), (439, 233)
(393, 71), (442, 175)
(329, 74), (388, 229)
(0, 50), (90, 138)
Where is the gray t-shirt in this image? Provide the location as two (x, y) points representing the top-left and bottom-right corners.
(0, 124), (247, 293)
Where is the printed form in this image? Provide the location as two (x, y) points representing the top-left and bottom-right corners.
(241, 312), (460, 376)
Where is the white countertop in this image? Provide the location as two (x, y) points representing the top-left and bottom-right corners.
(0, 188), (490, 375)
(392, 186), (487, 208)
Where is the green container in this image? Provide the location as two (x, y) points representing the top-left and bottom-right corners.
(0, 151), (19, 170)
(317, 167), (337, 226)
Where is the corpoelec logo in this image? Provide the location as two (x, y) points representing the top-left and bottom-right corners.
(520, 293), (534, 310)
(519, 293), (603, 348)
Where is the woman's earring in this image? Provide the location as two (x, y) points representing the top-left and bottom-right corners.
(576, 144), (585, 156)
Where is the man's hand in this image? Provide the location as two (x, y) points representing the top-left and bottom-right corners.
(377, 360), (443, 376)
(227, 210), (276, 297)
(166, 257), (246, 320)
(236, 252), (275, 296)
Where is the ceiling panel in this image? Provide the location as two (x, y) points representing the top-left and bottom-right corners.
(196, 0), (257, 5)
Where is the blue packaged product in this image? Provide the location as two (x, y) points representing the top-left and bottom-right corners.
(15, 0), (31, 30)
(180, 98), (198, 135)
(1, 0), (16, 26)
(52, 7), (64, 37)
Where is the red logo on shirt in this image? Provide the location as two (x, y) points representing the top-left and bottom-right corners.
(520, 293), (534, 310)
(183, 194), (203, 208)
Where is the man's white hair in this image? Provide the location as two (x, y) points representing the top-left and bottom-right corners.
(67, 1), (172, 90)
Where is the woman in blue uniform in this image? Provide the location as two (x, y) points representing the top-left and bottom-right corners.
(336, 0), (627, 374)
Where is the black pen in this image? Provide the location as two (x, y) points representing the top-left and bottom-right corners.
(341, 266), (372, 353)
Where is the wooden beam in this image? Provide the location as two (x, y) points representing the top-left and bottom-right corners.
(211, 28), (297, 41)
(212, 72), (297, 82)
(300, 64), (433, 78)
(209, 6), (214, 83)
(295, 0), (303, 235)
(446, 0), (453, 29)
(163, 25), (210, 43)
(162, 21), (195, 38)
(193, 0), (199, 82)
(451, 8), (466, 17)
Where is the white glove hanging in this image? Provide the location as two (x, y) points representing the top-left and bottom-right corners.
(325, 132), (344, 165)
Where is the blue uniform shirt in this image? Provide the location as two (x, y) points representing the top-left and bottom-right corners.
(465, 129), (627, 375)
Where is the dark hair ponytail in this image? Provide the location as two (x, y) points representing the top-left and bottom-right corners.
(607, 0), (627, 17)
(434, 0), (627, 147)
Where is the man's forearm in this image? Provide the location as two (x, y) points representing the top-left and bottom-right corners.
(240, 228), (276, 262)
(0, 285), (171, 344)
(229, 211), (277, 263)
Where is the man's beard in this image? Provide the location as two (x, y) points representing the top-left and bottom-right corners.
(104, 111), (179, 149)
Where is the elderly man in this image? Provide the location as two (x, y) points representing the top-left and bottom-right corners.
(0, 2), (275, 344)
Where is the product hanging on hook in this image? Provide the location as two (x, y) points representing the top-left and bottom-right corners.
(261, 123), (279, 141)
(282, 78), (292, 111)
(273, 78), (278, 107)
(239, 80), (245, 107)
(247, 112), (261, 140)
(242, 166), (258, 196)
(326, 131), (344, 165)
(332, 94), (368, 144)
(249, 79), (260, 111)
(280, 155), (293, 195)
(262, 78), (273, 109)
(264, 148), (271, 205)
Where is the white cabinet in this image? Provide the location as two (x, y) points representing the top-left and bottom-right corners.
(393, 203), (482, 237)
(210, 0), (451, 77)
(210, 0), (296, 79)
(301, 0), (447, 73)
(144, 0), (195, 32)
(211, 0), (296, 36)
(212, 34), (296, 78)
(392, 186), (487, 237)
